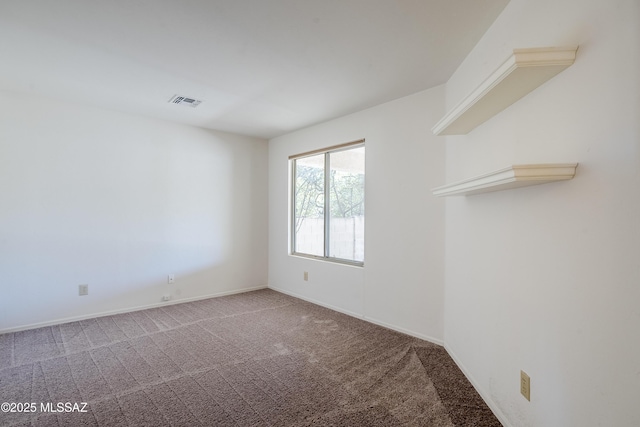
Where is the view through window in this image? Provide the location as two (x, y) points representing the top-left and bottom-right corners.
(291, 141), (364, 265)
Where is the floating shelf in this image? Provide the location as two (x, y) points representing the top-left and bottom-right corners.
(432, 163), (578, 197)
(432, 47), (578, 136)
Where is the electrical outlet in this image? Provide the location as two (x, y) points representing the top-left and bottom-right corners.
(162, 294), (171, 302)
(520, 370), (531, 401)
(304, 272), (308, 281)
(168, 274), (175, 284)
(78, 284), (88, 296)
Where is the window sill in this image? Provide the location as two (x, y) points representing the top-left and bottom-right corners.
(290, 253), (364, 268)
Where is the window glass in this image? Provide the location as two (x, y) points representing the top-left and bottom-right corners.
(291, 142), (364, 266)
(328, 147), (364, 263)
(293, 153), (325, 257)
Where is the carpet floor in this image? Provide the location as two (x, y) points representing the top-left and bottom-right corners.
(0, 289), (501, 426)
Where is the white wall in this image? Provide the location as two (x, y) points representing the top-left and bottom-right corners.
(0, 92), (269, 332)
(268, 86), (446, 343)
(442, 0), (640, 426)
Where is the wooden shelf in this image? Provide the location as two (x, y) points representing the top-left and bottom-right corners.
(432, 164), (578, 197)
(432, 47), (578, 136)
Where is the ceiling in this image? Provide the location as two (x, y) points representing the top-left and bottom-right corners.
(0, 0), (509, 139)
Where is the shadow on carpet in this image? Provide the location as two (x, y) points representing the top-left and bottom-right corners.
(0, 289), (501, 426)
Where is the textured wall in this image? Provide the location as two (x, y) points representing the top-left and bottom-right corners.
(442, 0), (640, 425)
(0, 93), (269, 331)
(268, 86), (446, 343)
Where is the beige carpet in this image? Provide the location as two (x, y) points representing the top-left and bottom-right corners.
(0, 289), (501, 426)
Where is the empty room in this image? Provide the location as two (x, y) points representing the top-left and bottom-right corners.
(1, 0), (639, 426)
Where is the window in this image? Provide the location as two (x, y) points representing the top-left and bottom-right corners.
(291, 140), (365, 265)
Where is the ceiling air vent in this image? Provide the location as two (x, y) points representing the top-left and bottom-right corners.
(168, 94), (202, 108)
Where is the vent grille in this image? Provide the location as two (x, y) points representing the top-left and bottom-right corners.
(168, 94), (202, 108)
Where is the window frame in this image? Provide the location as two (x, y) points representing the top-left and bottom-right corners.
(290, 139), (365, 267)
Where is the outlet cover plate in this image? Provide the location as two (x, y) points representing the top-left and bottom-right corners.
(520, 370), (531, 401)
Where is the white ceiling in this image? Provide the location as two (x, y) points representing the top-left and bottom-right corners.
(0, 0), (509, 139)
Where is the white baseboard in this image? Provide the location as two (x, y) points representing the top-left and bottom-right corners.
(268, 285), (444, 346)
(268, 285), (364, 319)
(444, 343), (512, 427)
(1, 285), (268, 334)
(363, 315), (444, 346)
